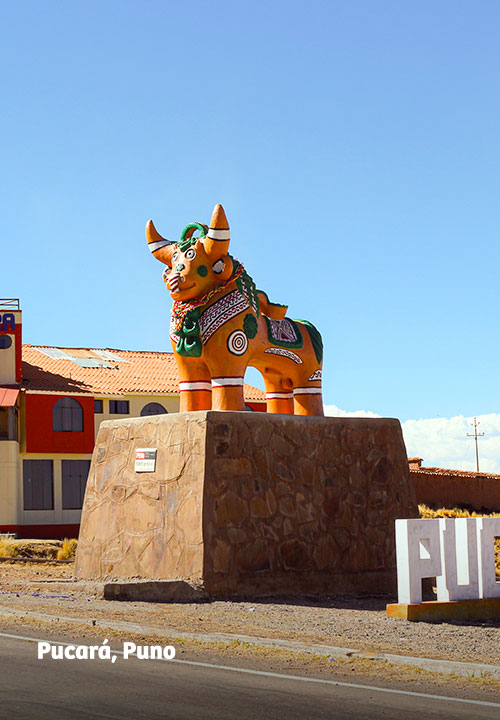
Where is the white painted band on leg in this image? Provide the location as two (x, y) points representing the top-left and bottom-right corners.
(266, 392), (293, 400)
(211, 377), (244, 388)
(179, 382), (212, 391)
(293, 387), (322, 395)
(208, 228), (230, 240)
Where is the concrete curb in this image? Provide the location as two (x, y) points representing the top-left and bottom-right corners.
(0, 605), (498, 680)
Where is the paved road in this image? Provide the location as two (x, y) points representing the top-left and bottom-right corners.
(0, 633), (498, 719)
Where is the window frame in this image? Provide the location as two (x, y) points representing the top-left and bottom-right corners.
(94, 399), (104, 414)
(62, 459), (91, 510)
(140, 402), (168, 417)
(23, 459), (54, 510)
(53, 397), (84, 433)
(109, 400), (129, 415)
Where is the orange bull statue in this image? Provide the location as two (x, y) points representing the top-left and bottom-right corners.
(146, 204), (323, 415)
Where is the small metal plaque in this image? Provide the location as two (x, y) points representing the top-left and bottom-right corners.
(134, 448), (157, 473)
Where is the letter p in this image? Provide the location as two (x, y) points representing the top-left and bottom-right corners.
(38, 642), (51, 659)
(123, 642), (136, 659)
(395, 519), (442, 604)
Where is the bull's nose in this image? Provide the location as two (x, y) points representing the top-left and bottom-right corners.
(176, 263), (185, 272)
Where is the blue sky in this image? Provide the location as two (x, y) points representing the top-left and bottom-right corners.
(2, 2), (499, 463)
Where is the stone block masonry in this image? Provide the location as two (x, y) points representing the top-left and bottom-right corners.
(75, 412), (417, 597)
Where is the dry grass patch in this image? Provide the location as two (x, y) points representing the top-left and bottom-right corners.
(419, 505), (500, 520)
(0, 535), (19, 557)
(57, 538), (78, 561)
(0, 537), (77, 561)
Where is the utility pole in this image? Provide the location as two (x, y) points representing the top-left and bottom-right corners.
(466, 417), (485, 472)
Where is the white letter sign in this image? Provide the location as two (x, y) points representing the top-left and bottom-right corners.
(477, 517), (500, 599)
(436, 517), (479, 601)
(395, 519), (441, 604)
(395, 518), (500, 604)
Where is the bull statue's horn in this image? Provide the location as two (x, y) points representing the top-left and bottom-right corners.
(146, 219), (173, 254)
(204, 203), (230, 259)
(146, 220), (176, 265)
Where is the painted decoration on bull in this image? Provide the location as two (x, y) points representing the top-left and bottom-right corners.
(146, 204), (324, 414)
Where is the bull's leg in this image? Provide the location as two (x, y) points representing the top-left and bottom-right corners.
(177, 358), (212, 411)
(211, 375), (246, 411)
(263, 375), (294, 414)
(292, 386), (324, 416)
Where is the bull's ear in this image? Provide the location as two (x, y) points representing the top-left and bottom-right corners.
(146, 220), (175, 265)
(203, 203), (230, 260)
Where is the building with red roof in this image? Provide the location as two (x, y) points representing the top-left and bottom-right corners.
(0, 300), (265, 538)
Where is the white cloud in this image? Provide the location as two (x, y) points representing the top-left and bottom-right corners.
(324, 404), (381, 419)
(323, 406), (500, 473)
(401, 414), (500, 474)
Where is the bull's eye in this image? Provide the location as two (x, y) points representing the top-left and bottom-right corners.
(212, 259), (225, 274)
(163, 267), (171, 280)
(172, 251), (179, 262)
(185, 248), (196, 261)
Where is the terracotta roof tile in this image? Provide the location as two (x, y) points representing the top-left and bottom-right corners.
(21, 345), (265, 401)
(410, 466), (500, 480)
(0, 388), (20, 407)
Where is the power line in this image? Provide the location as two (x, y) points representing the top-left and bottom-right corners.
(466, 417), (485, 472)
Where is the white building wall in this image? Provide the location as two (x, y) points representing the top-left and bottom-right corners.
(93, 393), (180, 438)
(0, 441), (20, 525)
(20, 453), (93, 527)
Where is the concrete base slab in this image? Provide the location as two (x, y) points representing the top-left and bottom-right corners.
(387, 598), (500, 622)
(103, 580), (209, 603)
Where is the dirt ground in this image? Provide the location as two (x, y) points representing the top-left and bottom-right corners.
(1, 561), (500, 669)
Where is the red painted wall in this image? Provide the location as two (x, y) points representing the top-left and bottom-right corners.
(246, 401), (267, 412)
(15, 323), (22, 382)
(25, 394), (94, 453)
(0, 524), (80, 540)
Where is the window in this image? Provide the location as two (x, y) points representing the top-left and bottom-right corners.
(53, 397), (83, 432)
(62, 460), (91, 509)
(0, 407), (18, 440)
(9, 406), (18, 440)
(94, 399), (103, 413)
(23, 460), (53, 510)
(244, 405), (255, 412)
(140, 402), (168, 417)
(0, 408), (8, 439)
(109, 400), (129, 414)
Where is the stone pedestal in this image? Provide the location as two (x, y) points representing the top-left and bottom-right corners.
(75, 411), (417, 597)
